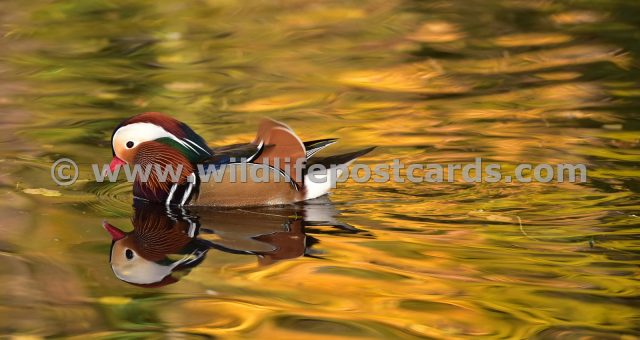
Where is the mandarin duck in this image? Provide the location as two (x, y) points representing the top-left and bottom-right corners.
(108, 112), (374, 207)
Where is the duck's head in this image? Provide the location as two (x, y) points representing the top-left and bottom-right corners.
(108, 112), (212, 171)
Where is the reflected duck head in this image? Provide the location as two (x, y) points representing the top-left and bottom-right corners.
(102, 211), (209, 287)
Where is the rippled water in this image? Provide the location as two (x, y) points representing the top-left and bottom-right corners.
(1, 0), (639, 338)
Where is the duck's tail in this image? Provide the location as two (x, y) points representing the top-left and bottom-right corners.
(303, 146), (376, 200)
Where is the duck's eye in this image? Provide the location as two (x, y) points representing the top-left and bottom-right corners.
(126, 141), (134, 149)
(125, 249), (134, 260)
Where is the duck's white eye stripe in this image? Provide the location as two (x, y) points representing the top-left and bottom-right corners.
(113, 122), (211, 159)
(113, 122), (189, 153)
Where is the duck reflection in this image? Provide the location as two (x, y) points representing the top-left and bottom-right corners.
(103, 199), (359, 287)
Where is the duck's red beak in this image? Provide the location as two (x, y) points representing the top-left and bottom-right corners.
(108, 156), (126, 172)
(102, 220), (126, 241)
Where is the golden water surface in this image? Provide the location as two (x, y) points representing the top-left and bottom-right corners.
(0, 0), (639, 338)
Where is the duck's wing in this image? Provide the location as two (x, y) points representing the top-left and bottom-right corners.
(206, 119), (309, 187)
(194, 119), (304, 206)
(194, 119), (372, 206)
(251, 119), (306, 187)
(208, 138), (337, 165)
(209, 143), (261, 164)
